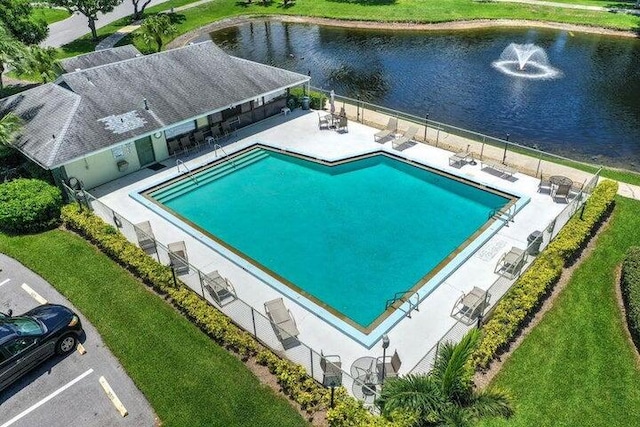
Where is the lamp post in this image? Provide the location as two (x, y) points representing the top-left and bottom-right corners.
(502, 133), (510, 164)
(356, 94), (360, 122)
(381, 334), (390, 385)
(169, 262), (178, 288)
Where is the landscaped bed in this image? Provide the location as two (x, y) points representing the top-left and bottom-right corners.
(479, 196), (640, 426)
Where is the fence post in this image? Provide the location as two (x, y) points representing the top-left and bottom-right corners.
(424, 113), (429, 142)
(198, 271), (205, 298)
(251, 307), (257, 337)
(536, 153), (543, 177)
(310, 349), (314, 378)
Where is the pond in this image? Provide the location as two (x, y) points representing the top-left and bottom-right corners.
(207, 22), (640, 171)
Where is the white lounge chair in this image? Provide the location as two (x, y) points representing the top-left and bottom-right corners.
(200, 270), (236, 306)
(134, 221), (156, 253)
(168, 240), (189, 275)
(320, 352), (343, 387)
(265, 298), (300, 343)
(374, 117), (398, 142)
(495, 246), (526, 279)
(451, 286), (490, 324)
(392, 126), (419, 150)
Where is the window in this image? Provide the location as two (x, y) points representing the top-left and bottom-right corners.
(264, 90), (286, 104)
(3, 337), (37, 357)
(164, 121), (196, 140)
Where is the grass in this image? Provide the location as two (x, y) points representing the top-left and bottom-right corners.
(0, 229), (308, 427)
(32, 7), (71, 25)
(480, 195), (640, 427)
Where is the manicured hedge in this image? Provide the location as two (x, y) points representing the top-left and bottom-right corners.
(290, 87), (327, 110)
(621, 246), (640, 350)
(61, 205), (403, 426)
(472, 180), (618, 369)
(0, 178), (62, 233)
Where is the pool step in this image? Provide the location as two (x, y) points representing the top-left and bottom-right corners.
(153, 149), (270, 203)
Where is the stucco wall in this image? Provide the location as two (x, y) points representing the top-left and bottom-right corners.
(151, 132), (169, 161)
(64, 143), (141, 190)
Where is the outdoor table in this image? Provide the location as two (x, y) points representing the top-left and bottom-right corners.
(549, 175), (573, 187)
(350, 356), (379, 403)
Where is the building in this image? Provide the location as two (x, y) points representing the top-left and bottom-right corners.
(0, 42), (309, 189)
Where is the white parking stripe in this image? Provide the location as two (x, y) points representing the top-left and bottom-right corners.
(0, 369), (94, 427)
(20, 283), (47, 305)
(0, 278), (10, 287)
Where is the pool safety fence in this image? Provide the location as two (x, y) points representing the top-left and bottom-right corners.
(407, 169), (601, 375)
(62, 183), (380, 407)
(310, 86), (603, 180)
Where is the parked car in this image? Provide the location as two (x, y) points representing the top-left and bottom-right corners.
(0, 304), (83, 391)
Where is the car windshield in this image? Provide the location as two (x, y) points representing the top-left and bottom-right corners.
(0, 317), (44, 336)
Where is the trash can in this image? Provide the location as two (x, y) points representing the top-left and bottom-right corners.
(527, 230), (543, 256)
(301, 96), (310, 110)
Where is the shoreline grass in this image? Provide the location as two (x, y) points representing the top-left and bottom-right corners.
(0, 229), (308, 427)
(479, 195), (640, 426)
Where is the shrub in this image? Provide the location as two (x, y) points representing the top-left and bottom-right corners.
(472, 180), (618, 369)
(621, 246), (640, 350)
(290, 87), (327, 110)
(0, 178), (62, 233)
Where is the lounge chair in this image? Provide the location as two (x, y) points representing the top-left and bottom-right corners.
(495, 246), (527, 279)
(451, 286), (490, 325)
(392, 126), (419, 150)
(320, 352), (343, 387)
(134, 221), (156, 253)
(318, 113), (331, 130)
(200, 270), (236, 306)
(449, 150), (474, 167)
(376, 350), (401, 382)
(168, 240), (189, 275)
(481, 160), (517, 179)
(168, 139), (183, 157)
(374, 117), (398, 142)
(552, 183), (572, 202)
(265, 298), (300, 343)
(179, 135), (193, 154)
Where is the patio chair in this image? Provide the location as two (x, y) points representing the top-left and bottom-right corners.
(374, 117), (398, 142)
(495, 246), (527, 279)
(336, 115), (348, 132)
(168, 139), (183, 157)
(376, 350), (401, 382)
(552, 183), (572, 202)
(318, 113), (331, 130)
(168, 240), (189, 275)
(200, 270), (236, 306)
(134, 221), (156, 253)
(320, 352), (343, 387)
(265, 298), (300, 343)
(451, 286), (490, 325)
(449, 149), (474, 167)
(537, 173), (552, 193)
(392, 126), (419, 150)
(179, 135), (193, 154)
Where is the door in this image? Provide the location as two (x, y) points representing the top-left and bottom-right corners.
(135, 136), (155, 167)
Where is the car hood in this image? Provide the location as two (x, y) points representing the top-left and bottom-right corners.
(25, 304), (74, 333)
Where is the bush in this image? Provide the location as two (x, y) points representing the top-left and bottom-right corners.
(621, 246), (640, 350)
(472, 180), (618, 369)
(0, 179), (62, 233)
(289, 87), (327, 110)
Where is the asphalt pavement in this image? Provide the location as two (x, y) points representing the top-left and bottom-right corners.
(0, 253), (157, 427)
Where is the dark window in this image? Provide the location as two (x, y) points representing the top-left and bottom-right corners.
(3, 337), (37, 357)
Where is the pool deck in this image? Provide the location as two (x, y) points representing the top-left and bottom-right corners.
(92, 109), (584, 384)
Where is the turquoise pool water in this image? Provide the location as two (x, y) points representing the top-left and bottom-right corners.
(149, 148), (510, 328)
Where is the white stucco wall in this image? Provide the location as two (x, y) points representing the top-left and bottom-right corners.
(151, 132), (169, 162)
(64, 142), (141, 190)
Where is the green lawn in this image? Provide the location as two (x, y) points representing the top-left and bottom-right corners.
(480, 195), (640, 427)
(33, 7), (71, 25)
(0, 230), (307, 427)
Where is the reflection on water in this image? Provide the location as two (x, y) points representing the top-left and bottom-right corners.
(209, 22), (640, 170)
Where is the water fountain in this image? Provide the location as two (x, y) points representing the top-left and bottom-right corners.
(492, 43), (562, 79)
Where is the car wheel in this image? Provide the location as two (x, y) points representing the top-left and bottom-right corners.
(55, 334), (77, 355)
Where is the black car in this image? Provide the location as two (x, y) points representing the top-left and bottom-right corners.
(0, 304), (83, 391)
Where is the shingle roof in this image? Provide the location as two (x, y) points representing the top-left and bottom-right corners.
(0, 41), (309, 169)
(58, 45), (142, 73)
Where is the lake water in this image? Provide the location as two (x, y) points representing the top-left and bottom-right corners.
(208, 22), (640, 171)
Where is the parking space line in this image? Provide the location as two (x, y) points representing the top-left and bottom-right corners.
(0, 278), (10, 287)
(20, 283), (47, 305)
(0, 369), (94, 427)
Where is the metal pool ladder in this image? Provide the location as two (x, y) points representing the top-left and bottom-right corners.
(176, 159), (198, 185)
(213, 144), (236, 168)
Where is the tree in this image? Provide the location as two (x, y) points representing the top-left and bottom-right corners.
(25, 46), (58, 83)
(376, 330), (514, 426)
(0, 113), (21, 147)
(0, 24), (28, 91)
(131, 0), (152, 21)
(137, 14), (177, 53)
(0, 0), (48, 45)
(51, 0), (124, 41)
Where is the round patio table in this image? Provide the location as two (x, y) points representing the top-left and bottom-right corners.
(549, 175), (573, 187)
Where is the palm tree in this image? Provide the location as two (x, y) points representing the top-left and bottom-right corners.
(376, 330), (514, 426)
(25, 46), (59, 83)
(137, 14), (177, 53)
(0, 24), (27, 91)
(0, 113), (22, 147)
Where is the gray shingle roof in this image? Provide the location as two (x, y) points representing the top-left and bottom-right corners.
(58, 45), (142, 73)
(0, 41), (309, 169)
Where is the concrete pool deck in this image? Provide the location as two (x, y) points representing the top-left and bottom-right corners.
(90, 109), (590, 389)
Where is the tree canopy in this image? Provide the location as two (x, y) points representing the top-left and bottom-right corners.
(137, 14), (177, 53)
(0, 0), (48, 45)
(51, 0), (124, 41)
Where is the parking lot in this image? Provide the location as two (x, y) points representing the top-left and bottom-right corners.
(0, 254), (156, 427)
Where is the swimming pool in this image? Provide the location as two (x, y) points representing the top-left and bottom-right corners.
(145, 147), (514, 332)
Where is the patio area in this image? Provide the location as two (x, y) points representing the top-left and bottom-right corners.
(88, 109), (584, 398)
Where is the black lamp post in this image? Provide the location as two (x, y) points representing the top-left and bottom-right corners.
(169, 262), (178, 288)
(502, 133), (510, 164)
(381, 334), (390, 385)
